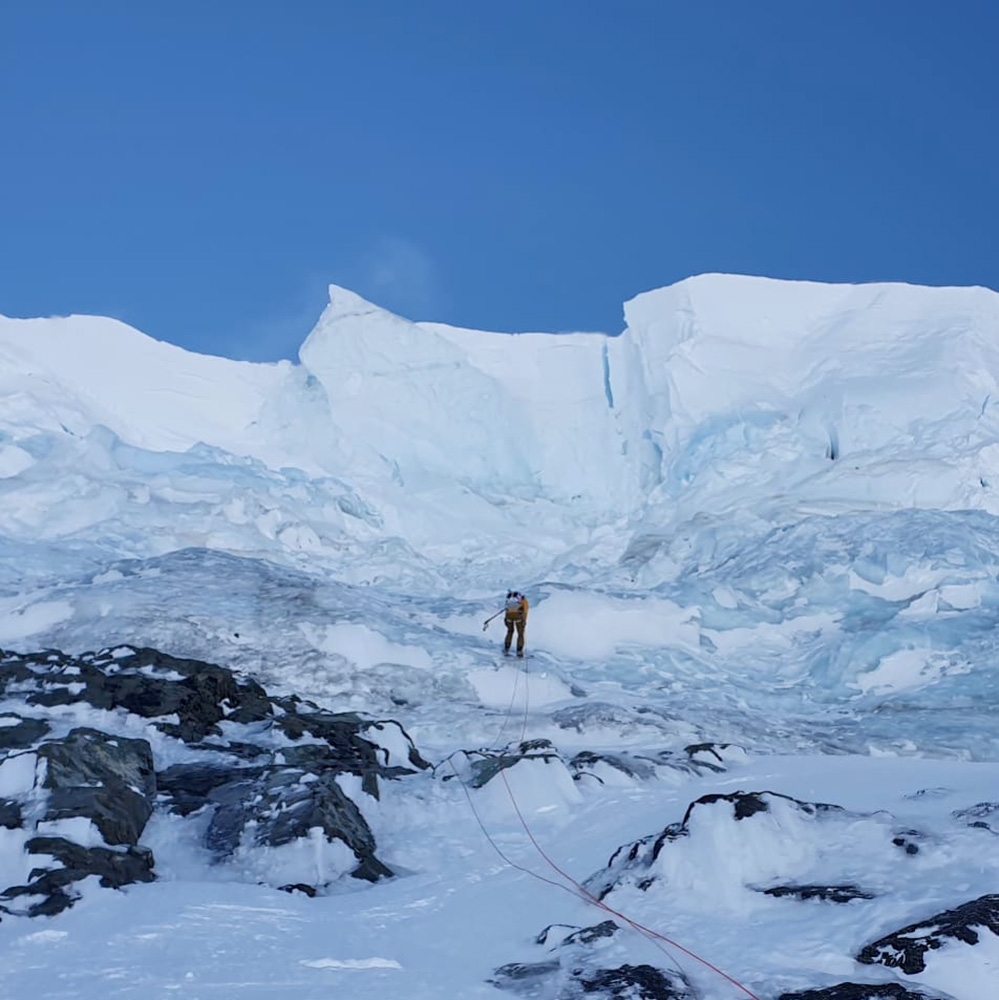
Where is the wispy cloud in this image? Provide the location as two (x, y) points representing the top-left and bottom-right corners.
(353, 236), (443, 320)
(227, 238), (444, 362)
(234, 273), (331, 362)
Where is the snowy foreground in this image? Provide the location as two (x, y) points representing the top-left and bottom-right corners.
(1, 274), (999, 999)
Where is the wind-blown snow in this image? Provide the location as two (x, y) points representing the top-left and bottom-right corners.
(2, 273), (999, 999)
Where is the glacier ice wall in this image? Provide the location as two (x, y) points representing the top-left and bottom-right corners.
(3, 273), (999, 589)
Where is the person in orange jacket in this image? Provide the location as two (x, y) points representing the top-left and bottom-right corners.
(503, 590), (529, 658)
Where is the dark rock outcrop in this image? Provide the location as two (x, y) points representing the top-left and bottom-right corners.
(0, 714), (49, 749)
(778, 984), (951, 1000)
(568, 742), (738, 786)
(156, 762), (266, 816)
(38, 728), (156, 845)
(206, 766), (393, 882)
(762, 884), (875, 903)
(272, 712), (427, 799)
(442, 738), (562, 790)
(1, 837), (155, 917)
(561, 920), (619, 946)
(488, 961), (562, 990)
(0, 728), (160, 916)
(857, 893), (999, 974)
(3, 645), (272, 743)
(890, 831), (922, 856)
(0, 798), (22, 829)
(578, 964), (688, 999)
(0, 644), (427, 914)
(279, 882), (317, 897)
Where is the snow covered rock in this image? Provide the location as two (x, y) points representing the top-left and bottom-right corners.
(584, 790), (913, 905)
(568, 743), (740, 787)
(491, 919), (693, 999)
(272, 702), (430, 794)
(0, 644), (428, 910)
(953, 801), (999, 834)
(1, 645), (273, 743)
(574, 964), (690, 1000)
(156, 761), (265, 816)
(777, 984), (954, 999)
(1, 837), (155, 918)
(856, 893), (999, 975)
(451, 738), (564, 790)
(205, 766), (393, 883)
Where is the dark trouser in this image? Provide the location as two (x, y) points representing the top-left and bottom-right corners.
(504, 616), (525, 654)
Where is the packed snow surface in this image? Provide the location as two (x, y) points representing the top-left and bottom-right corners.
(2, 273), (999, 999)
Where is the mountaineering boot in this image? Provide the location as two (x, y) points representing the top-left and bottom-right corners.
(517, 651), (524, 658)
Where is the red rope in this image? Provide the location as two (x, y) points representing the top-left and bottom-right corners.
(459, 642), (761, 999)
(498, 767), (762, 1000)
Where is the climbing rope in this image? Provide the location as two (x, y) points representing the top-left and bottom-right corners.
(450, 642), (762, 1000)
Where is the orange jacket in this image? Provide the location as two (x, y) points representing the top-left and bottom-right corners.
(504, 596), (529, 622)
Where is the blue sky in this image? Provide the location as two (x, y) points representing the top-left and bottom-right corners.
(2, 2), (997, 360)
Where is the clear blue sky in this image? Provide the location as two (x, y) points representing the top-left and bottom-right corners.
(2, 2), (997, 360)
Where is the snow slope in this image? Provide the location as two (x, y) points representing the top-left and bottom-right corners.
(2, 274), (999, 998)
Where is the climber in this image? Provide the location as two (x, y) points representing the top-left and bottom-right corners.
(503, 590), (529, 658)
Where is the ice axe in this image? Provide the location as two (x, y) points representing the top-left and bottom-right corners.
(482, 609), (504, 631)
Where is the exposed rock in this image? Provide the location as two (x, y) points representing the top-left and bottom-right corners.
(778, 984), (951, 999)
(686, 790), (771, 821)
(857, 893), (999, 974)
(1, 837), (155, 917)
(762, 884), (875, 903)
(0, 798), (22, 829)
(0, 714), (49, 749)
(448, 738), (561, 790)
(570, 750), (658, 782)
(38, 728), (156, 845)
(156, 762), (266, 816)
(273, 705), (428, 798)
(494, 918), (691, 1000)
(953, 801), (999, 833)
(578, 963), (689, 999)
(561, 920), (619, 946)
(489, 956), (691, 999)
(206, 767), (393, 883)
(189, 739), (271, 761)
(570, 743), (742, 787)
(890, 831), (922, 856)
(488, 960), (561, 990)
(552, 702), (663, 734)
(8, 645), (272, 743)
(536, 920), (620, 947)
(279, 883), (317, 897)
(0, 644), (426, 915)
